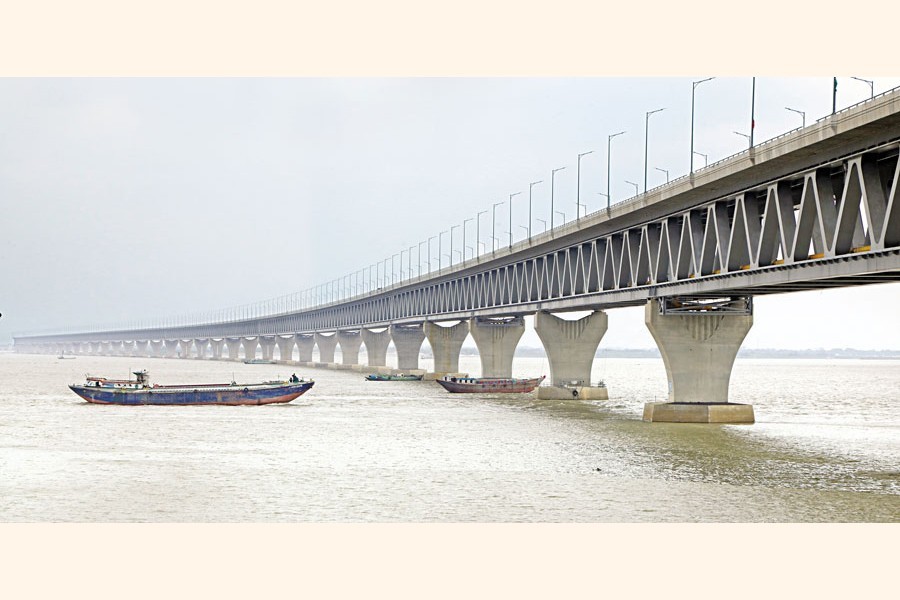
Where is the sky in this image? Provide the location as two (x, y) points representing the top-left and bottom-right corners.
(2, 77), (899, 349)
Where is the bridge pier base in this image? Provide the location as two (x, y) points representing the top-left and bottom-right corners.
(194, 339), (209, 359)
(259, 337), (276, 361)
(226, 338), (241, 361)
(275, 336), (295, 362)
(163, 340), (178, 358)
(361, 328), (390, 367)
(336, 330), (362, 365)
(296, 334), (314, 363)
(534, 310), (609, 400)
(643, 298), (754, 424)
(315, 333), (337, 364)
(469, 316), (525, 378)
(178, 340), (194, 358)
(149, 340), (164, 358)
(424, 321), (469, 378)
(390, 325), (425, 371)
(242, 337), (259, 361)
(210, 339), (224, 360)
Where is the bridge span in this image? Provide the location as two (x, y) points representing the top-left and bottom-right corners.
(15, 89), (900, 423)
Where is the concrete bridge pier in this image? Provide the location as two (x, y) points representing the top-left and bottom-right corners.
(134, 340), (150, 357)
(314, 333), (337, 365)
(150, 340), (164, 358)
(210, 339), (224, 360)
(643, 298), (754, 424)
(90, 342), (101, 355)
(390, 324), (426, 372)
(194, 339), (209, 359)
(336, 330), (362, 367)
(296, 334), (315, 363)
(242, 337), (259, 361)
(177, 339), (193, 358)
(361, 328), (390, 369)
(423, 321), (469, 379)
(259, 337), (276, 361)
(275, 336), (295, 362)
(534, 310), (609, 400)
(163, 340), (179, 358)
(469, 316), (525, 378)
(226, 338), (241, 361)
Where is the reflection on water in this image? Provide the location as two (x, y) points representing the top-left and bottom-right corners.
(0, 353), (897, 522)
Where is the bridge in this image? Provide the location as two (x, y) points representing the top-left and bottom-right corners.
(15, 88), (900, 423)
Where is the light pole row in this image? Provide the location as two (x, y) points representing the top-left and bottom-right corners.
(244, 77), (885, 323)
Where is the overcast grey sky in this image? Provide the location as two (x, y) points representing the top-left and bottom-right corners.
(2, 77), (898, 349)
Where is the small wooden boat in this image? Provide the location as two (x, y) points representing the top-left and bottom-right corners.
(435, 375), (545, 393)
(69, 370), (314, 406)
(365, 373), (423, 381)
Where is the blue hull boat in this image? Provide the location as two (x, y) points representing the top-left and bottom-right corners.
(69, 370), (314, 406)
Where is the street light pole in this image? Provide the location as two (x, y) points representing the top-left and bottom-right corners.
(408, 246), (414, 280)
(427, 236), (436, 274)
(785, 107), (806, 127)
(655, 167), (669, 184)
(644, 108), (665, 192)
(528, 180), (542, 238)
(851, 76), (874, 99)
(750, 76), (756, 148)
(577, 151), (593, 221)
(492, 201), (503, 253)
(508, 192), (521, 248)
(607, 131), (624, 215)
(450, 224), (459, 266)
(476, 210), (487, 256)
(693, 152), (708, 168)
(551, 167), (566, 229)
(417, 242), (425, 277)
(463, 218), (472, 259)
(691, 77), (714, 174)
(734, 131), (751, 148)
(625, 180), (638, 196)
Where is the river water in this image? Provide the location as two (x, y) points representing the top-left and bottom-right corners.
(0, 352), (897, 522)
